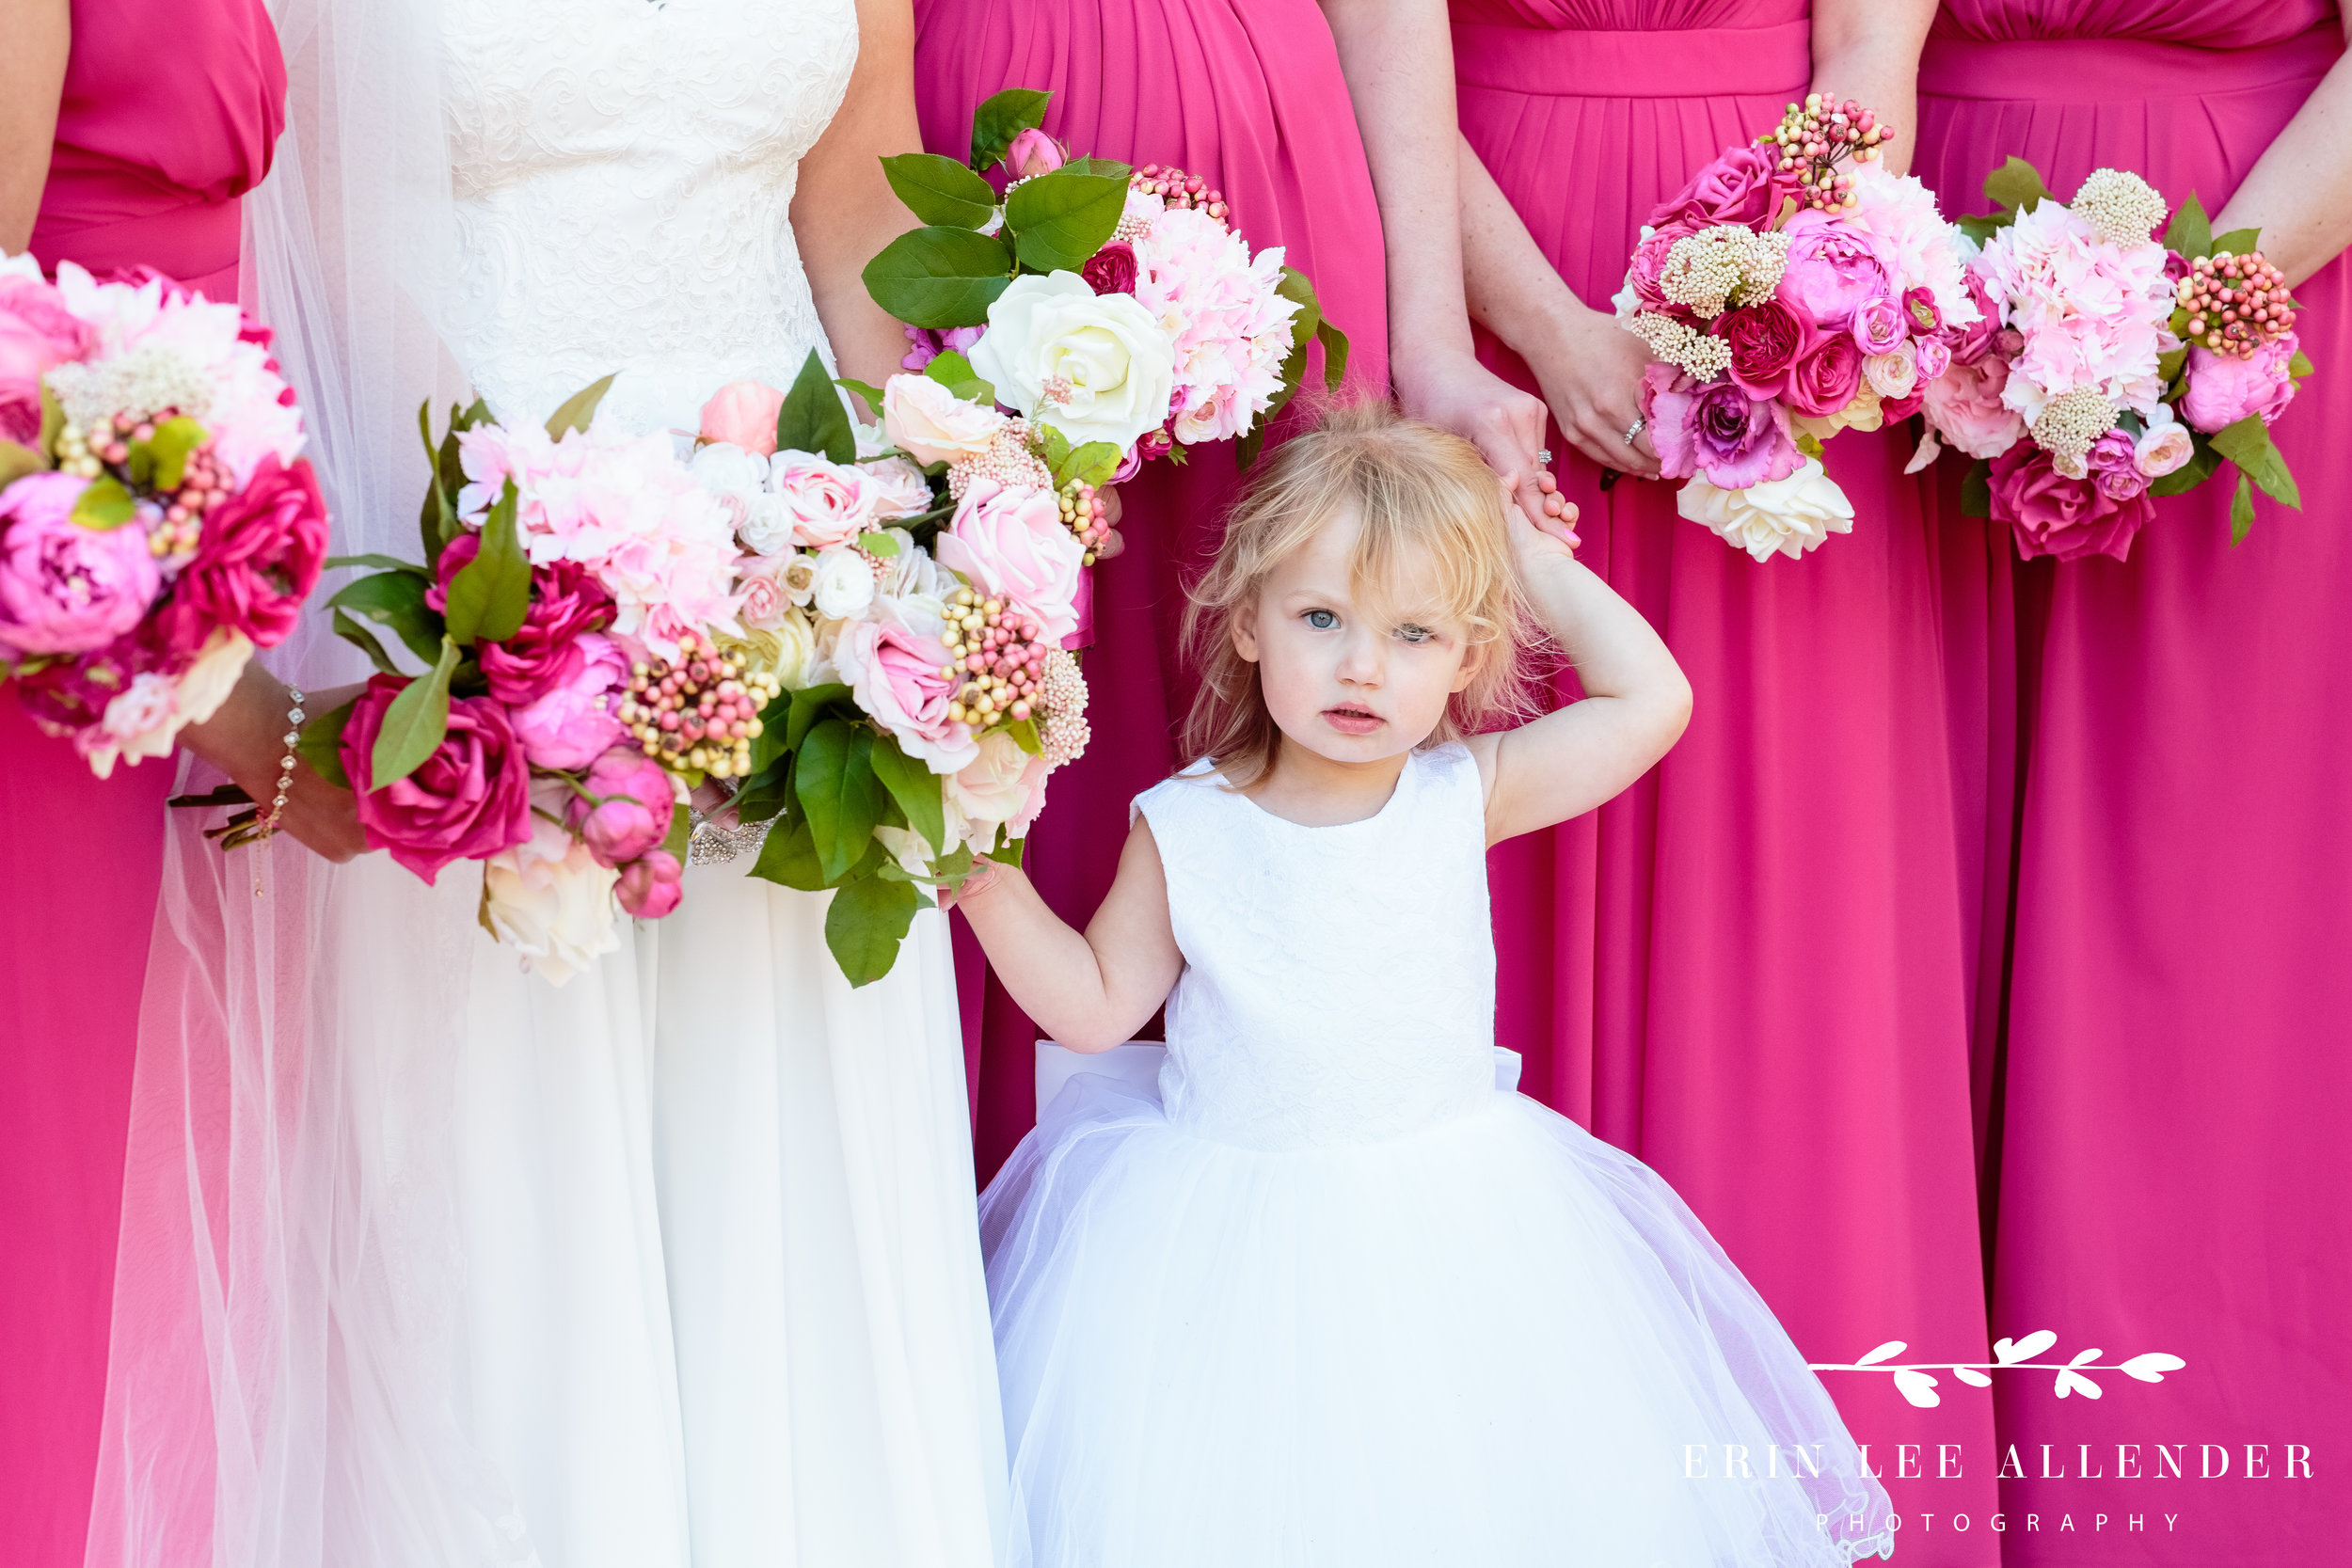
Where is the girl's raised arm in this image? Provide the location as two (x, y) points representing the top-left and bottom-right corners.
(1469, 496), (1692, 845)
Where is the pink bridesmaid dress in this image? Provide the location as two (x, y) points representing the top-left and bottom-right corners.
(912, 0), (1389, 1180)
(1452, 2), (2000, 1546)
(1916, 6), (2350, 1562)
(1, 4), (282, 1564)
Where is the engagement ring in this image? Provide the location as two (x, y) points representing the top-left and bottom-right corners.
(1623, 416), (1646, 446)
(1536, 449), (1552, 467)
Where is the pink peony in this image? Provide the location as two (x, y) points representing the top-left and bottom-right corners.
(1783, 334), (1866, 419)
(343, 675), (533, 882)
(1646, 145), (1780, 234)
(934, 475), (1085, 642)
(0, 276), (91, 445)
(510, 631), (630, 770)
(1923, 356), (2027, 460)
(834, 614), (972, 773)
(1642, 368), (1801, 490)
(2180, 337), (2299, 433)
(2086, 429), (2149, 502)
(1914, 334), (1953, 385)
(566, 744), (676, 867)
(1778, 212), (1894, 331)
(700, 380), (785, 456)
(1989, 441), (2153, 563)
(616, 849), (684, 918)
(1717, 300), (1810, 400)
(162, 454), (327, 653)
(1001, 129), (1066, 182)
(772, 456), (882, 548)
(0, 472), (161, 657)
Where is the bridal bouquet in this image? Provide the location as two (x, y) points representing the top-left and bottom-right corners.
(1924, 159), (2309, 561)
(1614, 94), (1980, 562)
(0, 254), (323, 776)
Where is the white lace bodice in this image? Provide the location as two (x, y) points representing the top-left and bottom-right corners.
(439, 0), (856, 435)
(1135, 745), (1499, 1150)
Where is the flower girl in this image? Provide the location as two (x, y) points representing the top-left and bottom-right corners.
(952, 403), (1897, 1567)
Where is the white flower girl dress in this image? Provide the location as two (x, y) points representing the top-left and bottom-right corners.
(980, 743), (1897, 1566)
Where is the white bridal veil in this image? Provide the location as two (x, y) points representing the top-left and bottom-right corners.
(85, 0), (531, 1561)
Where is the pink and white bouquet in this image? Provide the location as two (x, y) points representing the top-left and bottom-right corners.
(1926, 160), (2310, 561)
(0, 254), (324, 778)
(1613, 94), (1980, 561)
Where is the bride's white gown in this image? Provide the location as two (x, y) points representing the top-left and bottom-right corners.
(325, 3), (1008, 1564)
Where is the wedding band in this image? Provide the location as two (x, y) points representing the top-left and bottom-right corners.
(1623, 416), (1646, 446)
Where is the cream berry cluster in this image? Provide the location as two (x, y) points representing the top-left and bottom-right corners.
(620, 630), (779, 778)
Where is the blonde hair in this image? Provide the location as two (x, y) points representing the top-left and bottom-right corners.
(1181, 399), (1541, 787)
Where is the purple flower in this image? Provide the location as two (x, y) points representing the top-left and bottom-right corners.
(1645, 368), (1803, 490)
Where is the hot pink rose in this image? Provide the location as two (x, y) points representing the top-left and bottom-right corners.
(1989, 442), (2153, 563)
(1778, 212), (1893, 331)
(0, 276), (91, 445)
(1717, 300), (1811, 400)
(163, 454), (327, 653)
(699, 380), (785, 456)
(0, 472), (161, 657)
(1783, 334), (1865, 419)
(428, 536), (615, 705)
(834, 615), (971, 772)
(1646, 144), (1780, 234)
(511, 631), (630, 770)
(1922, 356), (2027, 461)
(2086, 430), (2149, 503)
(1914, 334), (1952, 385)
(934, 475), (1085, 643)
(1001, 128), (1066, 182)
(1946, 271), (2005, 366)
(2180, 337), (2299, 434)
(1645, 372), (1801, 490)
(616, 848), (684, 919)
(565, 743), (675, 866)
(343, 675), (533, 882)
(1083, 241), (1139, 296)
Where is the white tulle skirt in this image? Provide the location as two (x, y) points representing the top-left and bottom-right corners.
(979, 1070), (1896, 1568)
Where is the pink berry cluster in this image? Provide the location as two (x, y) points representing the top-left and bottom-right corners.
(1057, 481), (1110, 563)
(1131, 163), (1228, 223)
(1763, 92), (1890, 213)
(619, 630), (781, 779)
(2177, 251), (2296, 358)
(941, 586), (1054, 731)
(50, 411), (226, 561)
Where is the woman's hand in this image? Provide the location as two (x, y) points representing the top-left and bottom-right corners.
(1520, 305), (1661, 479)
(181, 664), (370, 863)
(1395, 346), (1565, 528)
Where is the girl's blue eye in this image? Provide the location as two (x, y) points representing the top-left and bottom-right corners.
(1396, 624), (1434, 644)
(1305, 609), (1338, 630)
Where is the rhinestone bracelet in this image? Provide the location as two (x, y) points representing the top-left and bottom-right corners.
(251, 686), (306, 872)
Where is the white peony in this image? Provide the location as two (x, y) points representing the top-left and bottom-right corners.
(85, 627), (252, 779)
(968, 273), (1177, 452)
(809, 545), (877, 621)
(482, 800), (624, 986)
(1677, 457), (1854, 562)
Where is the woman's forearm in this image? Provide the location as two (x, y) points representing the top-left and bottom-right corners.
(793, 0), (922, 393)
(0, 0), (70, 252)
(1458, 137), (1588, 362)
(2212, 54), (2352, 288)
(1808, 0), (1937, 180)
(181, 664), (368, 862)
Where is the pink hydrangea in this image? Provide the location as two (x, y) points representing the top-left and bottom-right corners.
(1132, 207), (1300, 446)
(1970, 202), (2177, 426)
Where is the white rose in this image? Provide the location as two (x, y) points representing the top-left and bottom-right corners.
(1863, 340), (1920, 402)
(86, 627), (253, 779)
(865, 455), (936, 520)
(721, 605), (817, 692)
(882, 373), (1006, 466)
(482, 805), (623, 986)
(2133, 404), (2194, 479)
(1676, 457), (1855, 563)
(810, 546), (877, 621)
(945, 728), (1050, 841)
(968, 273), (1178, 452)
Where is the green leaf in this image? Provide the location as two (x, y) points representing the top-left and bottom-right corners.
(925, 348), (980, 388)
(443, 478), (532, 645)
(856, 531), (902, 557)
(143, 417), (207, 492)
(1982, 156), (2053, 217)
(419, 398), (489, 572)
(749, 808), (830, 891)
(332, 608), (403, 675)
(2209, 228), (2262, 260)
(2161, 193), (2212, 259)
(368, 636), (460, 791)
(775, 349), (857, 464)
(2230, 469), (2258, 545)
(296, 698), (356, 791)
(863, 226), (1016, 329)
(968, 87), (1053, 172)
(785, 681), (853, 752)
(1240, 265), (1330, 469)
(326, 552), (431, 577)
(1005, 171), (1129, 274)
(327, 571), (443, 666)
(1793, 431), (1826, 460)
(0, 440), (47, 487)
(823, 873), (928, 988)
(544, 373), (617, 439)
(69, 477), (136, 531)
(2211, 413), (2300, 510)
(1954, 212), (2009, 247)
(2289, 348), (2315, 381)
(2148, 437), (2221, 498)
(1315, 316), (1351, 394)
(731, 757), (794, 824)
(2156, 345), (2187, 389)
(1058, 156), (1134, 183)
(795, 720), (889, 881)
(1035, 420), (1073, 476)
(1960, 460), (1993, 519)
(868, 731), (946, 853)
(1003, 716), (1042, 756)
(1054, 440), (1121, 490)
(835, 377), (887, 421)
(660, 795), (692, 864)
(38, 384), (64, 463)
(984, 831), (1024, 869)
(881, 152), (1001, 228)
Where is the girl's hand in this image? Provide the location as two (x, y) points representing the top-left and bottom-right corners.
(1504, 470), (1581, 567)
(1395, 346), (1558, 528)
(1521, 305), (1661, 479)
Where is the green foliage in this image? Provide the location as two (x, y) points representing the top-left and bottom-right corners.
(368, 635), (460, 791)
(2208, 228), (2261, 260)
(68, 477), (136, 530)
(326, 553), (431, 577)
(1002, 716), (1042, 756)
(1982, 157), (2053, 219)
(2147, 438), (2221, 498)
(442, 478), (531, 645)
(863, 226), (1017, 329)
(795, 719), (889, 881)
(2161, 193), (2212, 260)
(868, 731), (946, 853)
(297, 698), (356, 791)
(968, 87), (1053, 172)
(750, 809), (828, 890)
(544, 374), (616, 439)
(1054, 440), (1120, 490)
(1058, 156), (1133, 183)
(775, 348), (858, 463)
(0, 441), (45, 487)
(1004, 170), (1129, 273)
(2210, 412), (2300, 514)
(924, 348), (996, 406)
(784, 681), (853, 752)
(417, 398), (490, 570)
(135, 416), (207, 492)
(824, 873), (929, 989)
(332, 608), (402, 674)
(1959, 460), (1993, 519)
(882, 152), (1001, 228)
(2230, 469), (2258, 546)
(835, 377), (887, 421)
(327, 570), (442, 666)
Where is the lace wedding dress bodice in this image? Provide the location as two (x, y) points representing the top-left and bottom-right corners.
(1135, 745), (1499, 1150)
(440, 0), (857, 435)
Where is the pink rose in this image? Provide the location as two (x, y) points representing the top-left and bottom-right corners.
(1778, 211), (1893, 331)
(0, 276), (91, 445)
(934, 475), (1085, 643)
(1862, 340), (1920, 403)
(1646, 145), (1780, 234)
(0, 472), (161, 657)
(1082, 241), (1138, 296)
(161, 454), (327, 653)
(1946, 271), (2005, 367)
(429, 538), (615, 705)
(1001, 129), (1066, 182)
(1717, 300), (1810, 400)
(1644, 370), (1801, 490)
(1922, 356), (2027, 461)
(1783, 334), (1865, 419)
(343, 674), (533, 882)
(1851, 296), (1908, 355)
(738, 562), (789, 629)
(565, 743), (676, 866)
(2180, 337), (2299, 434)
(834, 615), (971, 772)
(1914, 334), (1952, 385)
(511, 631), (630, 769)
(1989, 442), (2153, 564)
(882, 373), (1007, 466)
(2087, 430), (2149, 502)
(615, 849), (683, 919)
(1626, 228), (1687, 318)
(772, 457), (882, 548)
(699, 380), (785, 456)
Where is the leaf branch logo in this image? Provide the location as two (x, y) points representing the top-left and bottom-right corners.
(1809, 1332), (2186, 1408)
